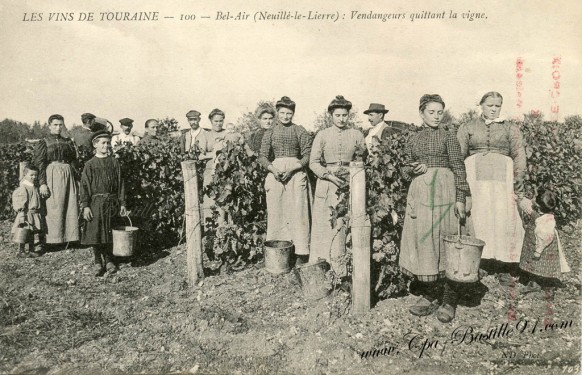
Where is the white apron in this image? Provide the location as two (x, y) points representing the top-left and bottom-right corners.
(465, 153), (524, 262)
(264, 157), (311, 255)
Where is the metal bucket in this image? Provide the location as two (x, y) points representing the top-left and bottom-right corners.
(264, 240), (293, 274)
(444, 234), (485, 283)
(295, 259), (331, 300)
(13, 226), (32, 244)
(112, 226), (139, 256)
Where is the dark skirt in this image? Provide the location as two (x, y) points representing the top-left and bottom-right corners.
(519, 222), (561, 279)
(81, 195), (120, 245)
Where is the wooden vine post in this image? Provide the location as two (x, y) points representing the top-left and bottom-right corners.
(181, 160), (204, 286)
(350, 161), (371, 314)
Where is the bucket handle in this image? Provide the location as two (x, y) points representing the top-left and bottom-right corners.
(455, 220), (463, 249)
(122, 212), (133, 228)
(18, 220), (32, 230)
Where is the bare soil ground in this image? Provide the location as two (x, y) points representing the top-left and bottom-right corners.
(1, 220), (580, 375)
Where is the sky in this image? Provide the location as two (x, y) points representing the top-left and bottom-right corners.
(0, 0), (580, 134)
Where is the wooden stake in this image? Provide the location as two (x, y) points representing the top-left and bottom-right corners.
(181, 161), (204, 286)
(350, 161), (371, 315)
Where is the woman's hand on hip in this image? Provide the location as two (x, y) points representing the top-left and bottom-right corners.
(454, 202), (466, 220)
(83, 207), (93, 222)
(39, 184), (51, 198)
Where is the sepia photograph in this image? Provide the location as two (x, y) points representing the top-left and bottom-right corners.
(0, 0), (580, 374)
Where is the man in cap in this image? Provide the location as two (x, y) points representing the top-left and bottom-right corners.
(73, 113), (98, 152)
(179, 110), (211, 154)
(71, 113), (112, 161)
(363, 103), (409, 152)
(111, 118), (140, 148)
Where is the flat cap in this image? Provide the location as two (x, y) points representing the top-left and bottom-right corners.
(90, 130), (112, 144)
(119, 118), (134, 126)
(186, 110), (201, 119)
(81, 113), (96, 122)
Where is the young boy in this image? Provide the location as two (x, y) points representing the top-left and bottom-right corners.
(80, 130), (127, 276)
(11, 165), (46, 257)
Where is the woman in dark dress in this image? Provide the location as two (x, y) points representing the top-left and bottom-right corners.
(33, 114), (80, 246)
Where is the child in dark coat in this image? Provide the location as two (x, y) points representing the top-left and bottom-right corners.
(11, 165), (46, 257)
(80, 130), (126, 276)
(519, 189), (570, 295)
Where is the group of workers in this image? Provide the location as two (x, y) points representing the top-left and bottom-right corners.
(13, 91), (569, 324)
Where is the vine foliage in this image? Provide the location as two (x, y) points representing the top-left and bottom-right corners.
(0, 114), (579, 297)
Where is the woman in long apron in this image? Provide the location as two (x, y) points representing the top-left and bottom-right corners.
(309, 95), (365, 276)
(34, 114), (80, 247)
(259, 96), (313, 266)
(399, 94), (471, 323)
(457, 92), (529, 283)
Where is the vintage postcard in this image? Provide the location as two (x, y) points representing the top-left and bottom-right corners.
(0, 0), (580, 374)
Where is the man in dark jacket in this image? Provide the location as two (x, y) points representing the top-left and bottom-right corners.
(74, 113), (112, 150)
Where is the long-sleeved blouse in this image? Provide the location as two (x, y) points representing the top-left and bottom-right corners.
(79, 156), (125, 210)
(258, 121), (312, 169)
(403, 126), (471, 202)
(309, 126), (365, 178)
(456, 117), (526, 196)
(33, 134), (79, 185)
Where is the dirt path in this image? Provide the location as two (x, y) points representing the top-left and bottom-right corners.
(1, 220), (580, 375)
